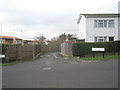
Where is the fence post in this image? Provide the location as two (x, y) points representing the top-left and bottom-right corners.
(19, 46), (22, 61)
(33, 45), (35, 59)
(16, 46), (18, 61)
(5, 46), (9, 62)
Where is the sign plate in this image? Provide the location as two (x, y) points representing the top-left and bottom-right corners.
(92, 48), (105, 52)
(0, 54), (5, 58)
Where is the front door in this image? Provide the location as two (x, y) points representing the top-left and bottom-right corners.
(109, 37), (114, 41)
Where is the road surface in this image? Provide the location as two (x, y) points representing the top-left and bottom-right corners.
(2, 52), (118, 88)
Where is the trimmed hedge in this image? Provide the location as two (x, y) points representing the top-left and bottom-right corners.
(72, 41), (120, 57)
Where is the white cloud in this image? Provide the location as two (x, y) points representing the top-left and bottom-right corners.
(0, 0), (119, 40)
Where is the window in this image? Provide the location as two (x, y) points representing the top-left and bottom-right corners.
(98, 20), (104, 27)
(104, 20), (107, 27)
(94, 37), (97, 42)
(94, 37), (107, 42)
(16, 40), (22, 44)
(108, 20), (114, 28)
(0, 40), (2, 44)
(94, 20), (114, 28)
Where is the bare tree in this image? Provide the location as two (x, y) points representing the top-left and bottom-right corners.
(34, 34), (46, 45)
(51, 37), (58, 41)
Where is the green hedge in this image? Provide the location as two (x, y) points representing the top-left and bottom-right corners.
(72, 41), (120, 57)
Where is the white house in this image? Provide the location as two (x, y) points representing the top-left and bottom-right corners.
(77, 14), (120, 42)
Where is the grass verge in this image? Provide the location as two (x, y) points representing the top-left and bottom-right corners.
(0, 61), (22, 66)
(60, 53), (73, 58)
(81, 54), (120, 61)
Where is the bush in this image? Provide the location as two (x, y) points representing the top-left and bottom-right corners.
(72, 41), (120, 57)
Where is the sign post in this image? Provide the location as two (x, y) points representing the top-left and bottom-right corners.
(103, 52), (105, 58)
(0, 54), (5, 64)
(92, 48), (105, 58)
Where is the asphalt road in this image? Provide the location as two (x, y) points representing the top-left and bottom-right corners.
(2, 52), (118, 88)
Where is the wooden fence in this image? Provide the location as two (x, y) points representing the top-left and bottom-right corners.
(61, 42), (73, 56)
(2, 41), (60, 62)
(4, 45), (41, 62)
(3, 42), (60, 62)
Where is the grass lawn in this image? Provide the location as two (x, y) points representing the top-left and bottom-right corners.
(0, 61), (21, 66)
(81, 54), (120, 61)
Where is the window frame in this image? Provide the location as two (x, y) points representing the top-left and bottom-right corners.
(94, 20), (114, 28)
(108, 20), (114, 28)
(94, 36), (107, 42)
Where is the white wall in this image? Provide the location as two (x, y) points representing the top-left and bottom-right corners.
(85, 18), (118, 42)
(119, 18), (120, 40)
(78, 16), (86, 39)
(118, 2), (120, 40)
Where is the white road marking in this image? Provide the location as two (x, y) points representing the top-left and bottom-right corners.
(42, 68), (52, 70)
(80, 60), (100, 63)
(45, 62), (51, 65)
(54, 53), (58, 59)
(47, 55), (51, 57)
(40, 56), (43, 57)
(64, 58), (68, 59)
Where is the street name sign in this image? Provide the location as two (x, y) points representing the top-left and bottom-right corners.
(0, 54), (5, 58)
(92, 48), (105, 52)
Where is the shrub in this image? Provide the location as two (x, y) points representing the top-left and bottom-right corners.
(72, 41), (120, 57)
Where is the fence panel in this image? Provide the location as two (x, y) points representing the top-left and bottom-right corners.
(3, 43), (59, 62)
(5, 46), (17, 61)
(34, 45), (41, 56)
(4, 45), (42, 62)
(61, 43), (73, 56)
(19, 45), (34, 61)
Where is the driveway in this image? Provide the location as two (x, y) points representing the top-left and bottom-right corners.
(2, 52), (118, 88)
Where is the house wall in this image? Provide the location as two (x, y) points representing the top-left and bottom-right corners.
(14, 40), (22, 44)
(1, 39), (22, 44)
(0, 39), (2, 44)
(85, 17), (118, 42)
(79, 16), (86, 39)
(118, 17), (120, 40)
(119, 2), (120, 40)
(2, 39), (13, 44)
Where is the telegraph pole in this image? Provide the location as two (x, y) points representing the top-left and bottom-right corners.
(0, 24), (3, 64)
(21, 29), (24, 46)
(0, 24), (2, 36)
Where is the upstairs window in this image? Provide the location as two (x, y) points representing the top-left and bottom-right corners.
(98, 20), (103, 28)
(104, 20), (107, 27)
(108, 20), (114, 28)
(94, 20), (114, 28)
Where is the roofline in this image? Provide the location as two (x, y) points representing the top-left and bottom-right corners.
(0, 38), (22, 40)
(80, 13), (120, 15)
(80, 13), (120, 18)
(0, 36), (22, 40)
(77, 13), (120, 24)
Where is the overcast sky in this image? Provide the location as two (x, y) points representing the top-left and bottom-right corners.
(0, 0), (119, 40)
